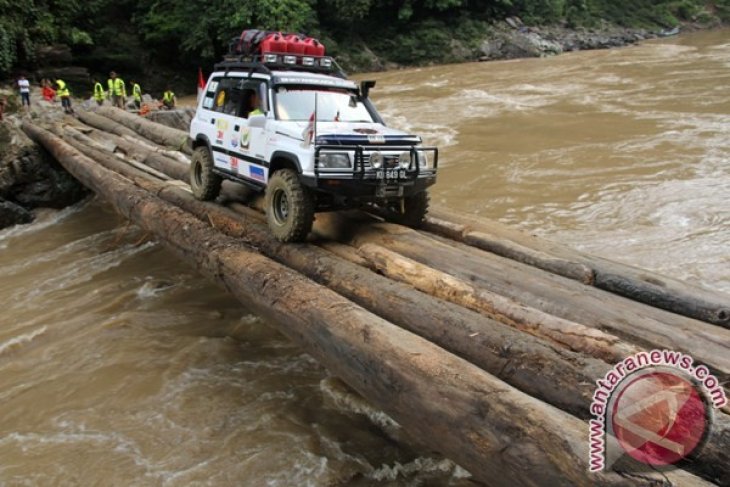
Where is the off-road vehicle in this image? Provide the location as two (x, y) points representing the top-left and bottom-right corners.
(189, 48), (438, 242)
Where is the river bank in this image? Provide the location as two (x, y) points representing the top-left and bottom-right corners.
(0, 93), (87, 229)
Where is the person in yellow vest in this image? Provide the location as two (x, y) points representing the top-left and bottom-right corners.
(130, 80), (142, 110)
(92, 78), (106, 106)
(55, 79), (74, 114)
(107, 71), (126, 109)
(161, 87), (176, 110)
(248, 90), (264, 117)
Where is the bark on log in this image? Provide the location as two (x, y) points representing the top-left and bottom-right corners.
(55, 132), (611, 420)
(426, 206), (730, 328)
(25, 122), (706, 487)
(65, 122), (252, 205)
(55, 135), (730, 485)
(347, 223), (730, 381)
(96, 107), (192, 154)
(76, 110), (139, 138)
(357, 242), (641, 363)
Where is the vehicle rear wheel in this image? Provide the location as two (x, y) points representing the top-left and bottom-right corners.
(384, 190), (429, 228)
(265, 169), (315, 242)
(190, 146), (221, 201)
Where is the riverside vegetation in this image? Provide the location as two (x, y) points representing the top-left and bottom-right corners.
(1, 0), (729, 82)
(0, 1), (727, 228)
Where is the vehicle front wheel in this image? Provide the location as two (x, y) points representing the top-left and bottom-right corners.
(384, 191), (429, 228)
(189, 146), (221, 201)
(265, 169), (315, 242)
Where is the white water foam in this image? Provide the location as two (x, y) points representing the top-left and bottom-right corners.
(0, 326), (48, 357)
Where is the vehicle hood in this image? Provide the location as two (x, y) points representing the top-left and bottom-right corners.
(276, 121), (421, 146)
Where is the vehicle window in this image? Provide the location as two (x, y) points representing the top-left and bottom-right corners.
(239, 79), (268, 118)
(202, 77), (220, 110)
(211, 78), (267, 118)
(212, 77), (240, 116)
(275, 88), (373, 122)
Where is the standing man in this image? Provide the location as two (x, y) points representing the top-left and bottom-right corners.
(107, 71), (126, 109)
(55, 79), (74, 114)
(93, 78), (106, 106)
(130, 80), (142, 110)
(161, 87), (176, 110)
(17, 75), (31, 111)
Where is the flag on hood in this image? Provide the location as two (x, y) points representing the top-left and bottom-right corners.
(301, 112), (315, 148)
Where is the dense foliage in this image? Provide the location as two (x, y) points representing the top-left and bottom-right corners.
(0, 0), (727, 79)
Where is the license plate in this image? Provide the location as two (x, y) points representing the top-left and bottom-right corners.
(376, 169), (406, 179)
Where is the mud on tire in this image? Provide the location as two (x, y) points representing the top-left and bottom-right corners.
(190, 146), (222, 201)
(265, 169), (315, 242)
(384, 190), (429, 228)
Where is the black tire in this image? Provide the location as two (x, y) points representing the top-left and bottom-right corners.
(190, 146), (221, 201)
(385, 191), (430, 228)
(265, 169), (315, 242)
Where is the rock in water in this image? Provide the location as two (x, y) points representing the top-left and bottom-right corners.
(0, 198), (33, 229)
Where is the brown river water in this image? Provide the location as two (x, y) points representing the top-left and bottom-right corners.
(1, 29), (728, 485)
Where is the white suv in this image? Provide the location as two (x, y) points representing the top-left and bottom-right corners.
(189, 54), (438, 242)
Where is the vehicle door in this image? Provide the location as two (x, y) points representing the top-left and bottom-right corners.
(234, 78), (270, 184)
(206, 76), (245, 175)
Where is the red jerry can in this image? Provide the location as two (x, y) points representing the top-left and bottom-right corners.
(260, 32), (287, 54)
(302, 37), (326, 56)
(284, 34), (306, 54)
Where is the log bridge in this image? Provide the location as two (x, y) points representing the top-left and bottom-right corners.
(22, 107), (730, 486)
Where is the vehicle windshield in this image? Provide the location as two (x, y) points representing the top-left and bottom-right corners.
(275, 87), (374, 123)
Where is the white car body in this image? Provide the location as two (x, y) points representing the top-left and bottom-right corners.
(190, 64), (437, 205)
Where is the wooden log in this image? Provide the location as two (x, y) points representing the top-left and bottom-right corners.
(63, 123), (252, 205)
(348, 223), (730, 381)
(76, 110), (139, 138)
(26, 122), (707, 487)
(426, 206), (730, 328)
(54, 133), (611, 420)
(96, 106), (192, 154)
(357, 242), (641, 363)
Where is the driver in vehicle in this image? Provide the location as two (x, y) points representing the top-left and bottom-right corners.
(248, 90), (264, 117)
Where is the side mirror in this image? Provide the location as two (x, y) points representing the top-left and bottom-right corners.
(248, 114), (267, 128)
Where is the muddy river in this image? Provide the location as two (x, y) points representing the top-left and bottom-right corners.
(0, 29), (728, 485)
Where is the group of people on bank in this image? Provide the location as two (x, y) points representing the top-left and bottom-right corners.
(15, 71), (178, 114)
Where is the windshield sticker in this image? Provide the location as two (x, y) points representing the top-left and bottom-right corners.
(203, 96), (213, 109)
(209, 81), (219, 92)
(274, 76), (357, 89)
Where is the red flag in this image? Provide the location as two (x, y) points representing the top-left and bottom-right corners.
(198, 68), (205, 90)
(197, 68), (205, 101)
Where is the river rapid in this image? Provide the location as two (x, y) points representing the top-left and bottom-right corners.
(0, 29), (728, 485)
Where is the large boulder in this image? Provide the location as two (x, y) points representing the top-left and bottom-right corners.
(0, 119), (87, 229)
(145, 107), (196, 131)
(0, 198), (33, 229)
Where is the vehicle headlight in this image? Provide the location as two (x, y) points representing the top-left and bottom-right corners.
(370, 152), (383, 169)
(417, 151), (433, 169)
(398, 152), (411, 169)
(319, 153), (351, 169)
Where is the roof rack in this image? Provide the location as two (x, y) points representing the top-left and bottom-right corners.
(214, 53), (348, 79)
